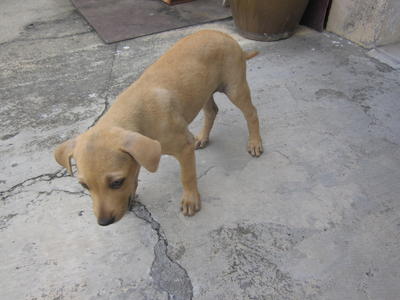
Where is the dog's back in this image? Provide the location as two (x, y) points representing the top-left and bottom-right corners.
(132, 30), (250, 121)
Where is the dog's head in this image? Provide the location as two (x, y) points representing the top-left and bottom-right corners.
(54, 127), (161, 226)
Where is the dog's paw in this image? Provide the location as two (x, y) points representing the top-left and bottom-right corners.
(181, 191), (201, 216)
(195, 136), (209, 149)
(247, 139), (263, 157)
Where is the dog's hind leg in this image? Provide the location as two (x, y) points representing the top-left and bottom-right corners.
(195, 96), (219, 149)
(226, 81), (263, 157)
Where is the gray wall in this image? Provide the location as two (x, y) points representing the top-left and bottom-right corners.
(327, 0), (400, 48)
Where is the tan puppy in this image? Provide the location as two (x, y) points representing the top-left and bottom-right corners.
(54, 30), (263, 226)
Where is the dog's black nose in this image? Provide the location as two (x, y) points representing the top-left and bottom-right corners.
(98, 217), (115, 226)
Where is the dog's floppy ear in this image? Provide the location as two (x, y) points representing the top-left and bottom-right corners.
(116, 128), (161, 173)
(54, 138), (76, 175)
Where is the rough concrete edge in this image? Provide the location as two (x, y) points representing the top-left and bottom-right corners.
(367, 47), (400, 69)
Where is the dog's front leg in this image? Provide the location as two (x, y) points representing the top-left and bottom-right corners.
(174, 139), (201, 216)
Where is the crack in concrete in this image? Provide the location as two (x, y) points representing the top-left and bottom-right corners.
(0, 213), (18, 230)
(89, 43), (119, 128)
(198, 166), (216, 180)
(0, 10), (94, 47)
(38, 188), (88, 197)
(1, 42), (118, 200)
(273, 150), (292, 163)
(0, 168), (67, 201)
(0, 30), (94, 48)
(130, 201), (193, 300)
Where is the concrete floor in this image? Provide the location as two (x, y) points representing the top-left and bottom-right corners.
(1, 1), (400, 299)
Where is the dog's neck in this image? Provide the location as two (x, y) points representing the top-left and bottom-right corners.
(95, 90), (144, 135)
(95, 112), (142, 135)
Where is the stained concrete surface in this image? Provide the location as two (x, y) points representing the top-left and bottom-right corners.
(1, 1), (400, 299)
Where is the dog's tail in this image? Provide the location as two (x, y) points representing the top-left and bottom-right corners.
(244, 50), (259, 60)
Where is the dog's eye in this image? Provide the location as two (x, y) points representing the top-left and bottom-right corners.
(80, 182), (89, 190)
(110, 178), (125, 189)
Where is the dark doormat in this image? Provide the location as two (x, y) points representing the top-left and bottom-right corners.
(71, 0), (231, 43)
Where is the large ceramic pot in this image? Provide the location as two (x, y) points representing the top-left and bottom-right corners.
(230, 0), (309, 41)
